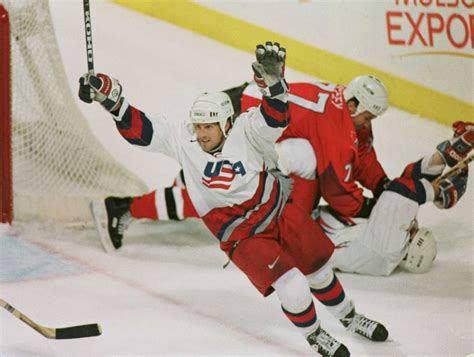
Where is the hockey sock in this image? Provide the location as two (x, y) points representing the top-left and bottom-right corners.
(281, 302), (318, 336)
(130, 187), (199, 221)
(273, 268), (319, 336)
(130, 191), (158, 220)
(307, 266), (353, 319)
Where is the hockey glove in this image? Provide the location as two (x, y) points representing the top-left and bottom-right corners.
(78, 73), (123, 112)
(434, 168), (468, 209)
(252, 41), (288, 99)
(436, 121), (474, 167)
(355, 196), (377, 218)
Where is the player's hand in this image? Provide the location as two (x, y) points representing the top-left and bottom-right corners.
(78, 73), (123, 112)
(252, 41), (288, 99)
(355, 197), (377, 218)
(436, 121), (474, 167)
(373, 176), (391, 199)
(434, 168), (468, 209)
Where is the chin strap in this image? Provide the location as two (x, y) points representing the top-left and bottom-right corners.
(207, 138), (226, 155)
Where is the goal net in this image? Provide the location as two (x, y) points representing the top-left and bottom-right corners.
(0, 0), (147, 223)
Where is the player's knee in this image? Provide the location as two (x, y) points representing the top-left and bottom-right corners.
(273, 267), (312, 312)
(305, 265), (334, 289)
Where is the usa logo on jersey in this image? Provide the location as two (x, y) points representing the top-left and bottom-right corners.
(202, 160), (246, 190)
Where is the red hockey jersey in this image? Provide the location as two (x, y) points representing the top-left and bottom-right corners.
(242, 81), (387, 218)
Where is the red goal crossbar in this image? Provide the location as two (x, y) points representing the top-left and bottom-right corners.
(0, 5), (12, 224)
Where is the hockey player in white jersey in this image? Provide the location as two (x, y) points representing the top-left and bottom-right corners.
(79, 42), (390, 356)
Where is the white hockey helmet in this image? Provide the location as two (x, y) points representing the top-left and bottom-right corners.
(399, 228), (438, 273)
(189, 92), (234, 137)
(344, 75), (389, 117)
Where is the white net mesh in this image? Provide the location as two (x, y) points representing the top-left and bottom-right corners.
(2, 0), (147, 223)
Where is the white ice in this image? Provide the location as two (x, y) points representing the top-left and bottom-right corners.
(0, 1), (473, 356)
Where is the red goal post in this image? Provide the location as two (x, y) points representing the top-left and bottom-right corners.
(0, 4), (12, 223)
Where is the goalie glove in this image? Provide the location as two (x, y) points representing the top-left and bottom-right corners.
(436, 121), (474, 167)
(252, 41), (289, 99)
(434, 168), (468, 209)
(78, 73), (123, 112)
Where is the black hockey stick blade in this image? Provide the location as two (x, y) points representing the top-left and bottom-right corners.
(1, 298), (102, 339)
(55, 323), (102, 339)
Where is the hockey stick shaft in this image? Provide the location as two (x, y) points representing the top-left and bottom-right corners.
(433, 154), (474, 185)
(83, 0), (95, 74)
(0, 298), (101, 339)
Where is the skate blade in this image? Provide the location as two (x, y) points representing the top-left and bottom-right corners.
(90, 200), (115, 253)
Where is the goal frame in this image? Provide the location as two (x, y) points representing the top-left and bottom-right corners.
(0, 4), (12, 224)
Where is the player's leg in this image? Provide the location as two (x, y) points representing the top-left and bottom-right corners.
(91, 171), (198, 251)
(306, 264), (388, 342)
(279, 203), (388, 342)
(359, 179), (436, 274)
(130, 186), (198, 221)
(287, 173), (318, 215)
(224, 236), (349, 356)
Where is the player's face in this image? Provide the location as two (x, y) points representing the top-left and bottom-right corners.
(352, 111), (376, 130)
(194, 123), (225, 153)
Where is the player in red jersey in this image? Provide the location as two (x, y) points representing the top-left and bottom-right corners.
(242, 77), (389, 219)
(251, 78), (472, 276)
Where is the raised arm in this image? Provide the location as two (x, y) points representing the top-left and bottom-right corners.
(78, 72), (180, 160)
(244, 42), (290, 153)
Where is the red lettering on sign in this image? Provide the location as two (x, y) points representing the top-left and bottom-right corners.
(447, 14), (469, 48)
(427, 13), (444, 45)
(445, 0), (459, 7)
(386, 11), (406, 44)
(470, 15), (474, 47)
(395, 0), (469, 7)
(461, 0), (473, 9)
(395, 0), (416, 4)
(406, 12), (428, 45)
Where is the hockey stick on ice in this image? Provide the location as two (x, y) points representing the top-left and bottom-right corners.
(83, 0), (95, 74)
(433, 154), (474, 185)
(0, 298), (102, 339)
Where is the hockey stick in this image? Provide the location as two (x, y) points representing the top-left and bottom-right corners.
(433, 154), (474, 185)
(83, 0), (95, 74)
(0, 298), (102, 339)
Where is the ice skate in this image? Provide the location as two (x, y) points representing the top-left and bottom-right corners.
(340, 308), (388, 342)
(306, 327), (350, 357)
(90, 197), (132, 252)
